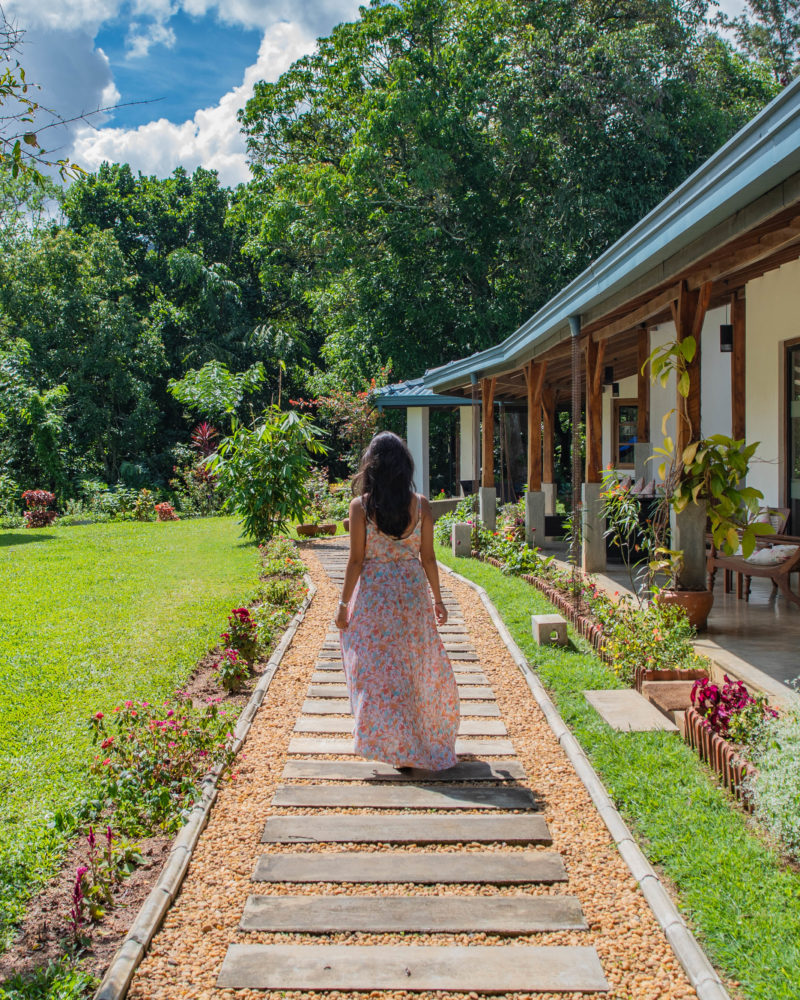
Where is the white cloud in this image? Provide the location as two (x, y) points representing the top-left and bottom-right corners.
(71, 19), (316, 185)
(125, 19), (177, 57)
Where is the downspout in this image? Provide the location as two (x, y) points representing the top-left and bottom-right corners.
(569, 315), (582, 610)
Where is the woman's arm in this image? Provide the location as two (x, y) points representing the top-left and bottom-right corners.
(418, 495), (447, 625)
(335, 497), (366, 630)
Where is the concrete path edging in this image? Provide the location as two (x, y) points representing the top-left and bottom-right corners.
(440, 563), (732, 1000)
(94, 574), (318, 1000)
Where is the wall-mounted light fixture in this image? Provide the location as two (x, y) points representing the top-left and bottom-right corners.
(720, 302), (733, 353)
(603, 365), (620, 396)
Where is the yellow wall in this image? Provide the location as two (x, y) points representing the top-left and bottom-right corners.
(745, 258), (800, 506)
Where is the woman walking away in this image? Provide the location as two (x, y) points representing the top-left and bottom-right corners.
(336, 431), (460, 770)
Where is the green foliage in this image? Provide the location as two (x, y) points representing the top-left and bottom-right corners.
(716, 0), (800, 82)
(436, 545), (800, 999)
(746, 704), (800, 856)
(0, 518), (259, 946)
(240, 0), (776, 387)
(0, 959), (96, 1000)
(208, 407), (327, 541)
(167, 360), (266, 426)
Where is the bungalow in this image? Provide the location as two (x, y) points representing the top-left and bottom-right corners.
(377, 74), (800, 578)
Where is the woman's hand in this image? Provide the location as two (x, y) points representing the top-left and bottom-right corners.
(335, 602), (349, 630)
(434, 600), (448, 625)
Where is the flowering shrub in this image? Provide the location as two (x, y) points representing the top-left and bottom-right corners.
(222, 606), (259, 663)
(260, 535), (305, 577)
(22, 489), (57, 527)
(595, 596), (704, 685)
(85, 699), (235, 835)
(691, 675), (777, 742)
(215, 647), (249, 691)
(433, 495), (479, 545)
(69, 825), (142, 935)
(132, 488), (155, 521)
(154, 501), (179, 522)
(745, 704), (800, 856)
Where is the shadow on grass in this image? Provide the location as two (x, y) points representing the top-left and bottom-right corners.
(0, 532), (56, 547)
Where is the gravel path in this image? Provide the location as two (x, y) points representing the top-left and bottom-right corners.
(127, 541), (698, 1000)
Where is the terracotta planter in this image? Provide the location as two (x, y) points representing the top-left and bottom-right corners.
(296, 524), (321, 537)
(634, 665), (709, 693)
(343, 518), (350, 532)
(684, 707), (752, 810)
(319, 523), (337, 535)
(655, 588), (715, 630)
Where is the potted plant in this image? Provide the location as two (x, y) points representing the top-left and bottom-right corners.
(643, 337), (773, 627)
(296, 467), (337, 536)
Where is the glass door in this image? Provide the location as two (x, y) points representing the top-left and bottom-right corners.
(789, 345), (800, 534)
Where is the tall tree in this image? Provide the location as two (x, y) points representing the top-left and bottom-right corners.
(239, 0), (776, 389)
(715, 0), (800, 83)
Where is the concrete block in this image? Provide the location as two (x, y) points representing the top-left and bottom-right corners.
(524, 490), (545, 547)
(532, 613), (568, 647)
(634, 442), (651, 481)
(542, 482), (556, 515)
(670, 501), (707, 590)
(478, 486), (497, 530)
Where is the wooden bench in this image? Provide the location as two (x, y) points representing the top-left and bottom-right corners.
(707, 532), (800, 607)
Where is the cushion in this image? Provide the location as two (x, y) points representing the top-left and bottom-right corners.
(745, 544), (799, 567)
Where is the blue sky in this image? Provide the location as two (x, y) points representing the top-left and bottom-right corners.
(8, 0), (747, 187)
(95, 10), (263, 129)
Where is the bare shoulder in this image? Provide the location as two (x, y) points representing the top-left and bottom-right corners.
(349, 495), (365, 519)
(418, 494), (433, 518)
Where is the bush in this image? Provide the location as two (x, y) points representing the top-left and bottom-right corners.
(259, 535), (306, 577)
(593, 596), (704, 685)
(215, 648), (249, 691)
(221, 606), (259, 664)
(433, 494), (478, 545)
(0, 472), (21, 518)
(22, 489), (57, 527)
(154, 501), (179, 522)
(84, 698), (235, 836)
(746, 706), (800, 856)
(691, 675), (777, 742)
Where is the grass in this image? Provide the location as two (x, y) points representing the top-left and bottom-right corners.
(0, 518), (260, 949)
(436, 543), (800, 1000)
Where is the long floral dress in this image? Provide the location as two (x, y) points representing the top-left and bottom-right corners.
(340, 496), (460, 770)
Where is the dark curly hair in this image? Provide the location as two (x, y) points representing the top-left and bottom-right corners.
(353, 431), (416, 538)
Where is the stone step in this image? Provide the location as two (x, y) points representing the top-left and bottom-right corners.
(271, 783), (537, 811)
(240, 894), (587, 933)
(301, 698), (500, 717)
(261, 814), (551, 845)
(641, 680), (696, 715)
(280, 759), (525, 782)
(287, 737), (515, 756)
(584, 689), (679, 733)
(307, 684), (495, 700)
(252, 851), (567, 884)
(218, 943), (607, 991)
(294, 717), (507, 736)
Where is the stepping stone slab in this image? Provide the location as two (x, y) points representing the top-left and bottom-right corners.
(301, 699), (499, 717)
(271, 784), (537, 810)
(218, 944), (607, 992)
(584, 689), (679, 732)
(252, 851), (567, 884)
(458, 686), (496, 700)
(287, 737), (515, 756)
(240, 894), (586, 933)
(448, 651), (479, 661)
(294, 718), (507, 736)
(261, 814), (551, 845)
(641, 679), (696, 713)
(281, 759), (525, 782)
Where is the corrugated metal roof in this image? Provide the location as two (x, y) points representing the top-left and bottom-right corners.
(425, 75), (800, 392)
(373, 378), (479, 407)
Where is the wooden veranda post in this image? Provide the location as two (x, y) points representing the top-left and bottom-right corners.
(731, 292), (746, 440)
(584, 337), (606, 483)
(542, 386), (555, 486)
(481, 377), (497, 488)
(671, 280), (711, 454)
(524, 361), (546, 491)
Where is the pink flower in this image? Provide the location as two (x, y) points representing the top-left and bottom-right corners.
(94, 711), (104, 720)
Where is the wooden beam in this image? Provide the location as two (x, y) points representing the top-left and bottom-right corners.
(542, 385), (555, 484)
(524, 362), (546, 491)
(687, 216), (800, 290)
(481, 377), (497, 488)
(637, 328), (650, 444)
(731, 293), (746, 440)
(584, 337), (606, 483)
(590, 283), (682, 342)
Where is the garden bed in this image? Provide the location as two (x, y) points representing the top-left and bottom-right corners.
(0, 531), (309, 996)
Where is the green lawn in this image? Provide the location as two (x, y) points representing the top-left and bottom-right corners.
(0, 519), (260, 947)
(436, 544), (800, 1000)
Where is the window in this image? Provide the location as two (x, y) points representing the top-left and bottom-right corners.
(613, 400), (638, 469)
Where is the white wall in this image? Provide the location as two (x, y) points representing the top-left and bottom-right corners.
(700, 305), (732, 440)
(602, 375), (637, 470)
(745, 258), (800, 506)
(647, 323), (677, 481)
